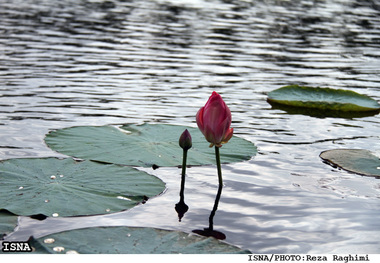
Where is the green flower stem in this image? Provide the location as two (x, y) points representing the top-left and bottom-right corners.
(176, 148), (189, 222)
(208, 146), (223, 231)
(215, 146), (223, 186)
(179, 149), (188, 200)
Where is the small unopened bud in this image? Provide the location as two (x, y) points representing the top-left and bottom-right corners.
(179, 129), (192, 151)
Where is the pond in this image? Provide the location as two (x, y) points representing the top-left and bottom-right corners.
(1, 0), (379, 254)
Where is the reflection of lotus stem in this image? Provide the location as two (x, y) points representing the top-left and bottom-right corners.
(176, 149), (189, 222)
(209, 146), (223, 231)
(179, 149), (187, 201)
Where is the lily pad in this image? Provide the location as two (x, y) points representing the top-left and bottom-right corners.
(0, 210), (18, 240)
(267, 85), (380, 117)
(320, 149), (380, 178)
(0, 158), (165, 217)
(45, 123), (257, 167)
(28, 226), (251, 254)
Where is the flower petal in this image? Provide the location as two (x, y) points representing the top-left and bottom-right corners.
(196, 107), (205, 133)
(221, 128), (234, 144)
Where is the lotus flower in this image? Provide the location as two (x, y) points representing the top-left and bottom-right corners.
(179, 129), (192, 151)
(196, 91), (234, 147)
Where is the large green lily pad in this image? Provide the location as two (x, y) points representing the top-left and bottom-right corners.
(45, 123), (257, 167)
(267, 85), (380, 116)
(320, 149), (380, 178)
(28, 226), (251, 254)
(0, 210), (18, 240)
(0, 158), (165, 217)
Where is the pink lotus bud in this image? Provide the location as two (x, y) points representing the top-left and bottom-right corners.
(179, 129), (192, 151)
(196, 91), (234, 147)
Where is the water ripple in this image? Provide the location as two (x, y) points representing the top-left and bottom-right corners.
(1, 0), (380, 253)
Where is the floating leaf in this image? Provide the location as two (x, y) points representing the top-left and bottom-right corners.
(45, 123), (257, 167)
(267, 85), (380, 117)
(320, 149), (380, 178)
(0, 158), (165, 217)
(29, 226), (251, 254)
(0, 210), (18, 240)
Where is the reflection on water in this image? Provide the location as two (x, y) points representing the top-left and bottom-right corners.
(192, 183), (227, 240)
(1, 0), (380, 253)
(175, 144), (189, 222)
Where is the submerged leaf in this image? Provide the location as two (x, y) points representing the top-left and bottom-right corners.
(29, 226), (251, 254)
(0, 158), (165, 217)
(0, 210), (18, 240)
(320, 149), (380, 178)
(45, 123), (257, 167)
(267, 85), (380, 117)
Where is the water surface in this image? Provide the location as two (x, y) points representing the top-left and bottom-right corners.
(1, 0), (380, 253)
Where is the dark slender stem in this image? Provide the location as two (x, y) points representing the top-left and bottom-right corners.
(208, 183), (223, 231)
(215, 147), (223, 187)
(208, 146), (223, 231)
(179, 149), (187, 201)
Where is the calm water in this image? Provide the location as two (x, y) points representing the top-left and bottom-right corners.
(1, 0), (380, 254)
